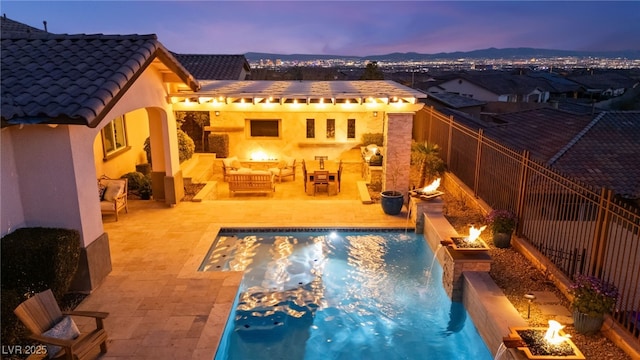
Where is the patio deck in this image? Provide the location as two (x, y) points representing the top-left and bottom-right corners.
(73, 153), (412, 359)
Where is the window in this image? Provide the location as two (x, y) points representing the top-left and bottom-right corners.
(101, 115), (128, 158)
(347, 119), (356, 139)
(326, 119), (335, 139)
(247, 119), (280, 138)
(306, 119), (315, 138)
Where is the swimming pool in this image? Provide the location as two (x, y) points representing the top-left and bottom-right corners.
(201, 229), (492, 360)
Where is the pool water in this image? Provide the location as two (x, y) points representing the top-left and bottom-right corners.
(201, 229), (492, 360)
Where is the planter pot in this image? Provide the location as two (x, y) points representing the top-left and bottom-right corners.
(493, 232), (512, 248)
(380, 190), (404, 215)
(573, 311), (604, 335)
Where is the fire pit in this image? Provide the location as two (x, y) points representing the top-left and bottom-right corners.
(503, 321), (585, 359)
(442, 225), (490, 252)
(409, 178), (444, 200)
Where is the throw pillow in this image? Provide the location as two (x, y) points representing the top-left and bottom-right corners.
(42, 316), (80, 358)
(222, 156), (238, 168)
(98, 182), (107, 200)
(231, 160), (243, 170)
(103, 181), (124, 202)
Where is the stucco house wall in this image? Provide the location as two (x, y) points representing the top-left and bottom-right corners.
(93, 108), (151, 178)
(1, 63), (183, 291)
(182, 108), (385, 160)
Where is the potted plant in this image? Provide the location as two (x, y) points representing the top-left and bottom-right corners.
(380, 153), (405, 215)
(486, 209), (517, 248)
(570, 274), (618, 335)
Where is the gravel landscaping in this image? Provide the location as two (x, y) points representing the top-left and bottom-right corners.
(441, 191), (632, 359)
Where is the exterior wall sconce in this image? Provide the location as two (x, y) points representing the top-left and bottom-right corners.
(215, 111), (220, 116)
(373, 111), (378, 117)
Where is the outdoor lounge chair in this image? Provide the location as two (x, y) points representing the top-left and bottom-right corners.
(98, 175), (128, 221)
(268, 158), (296, 182)
(14, 289), (109, 360)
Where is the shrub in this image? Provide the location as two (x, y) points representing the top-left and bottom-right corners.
(144, 129), (196, 164)
(177, 129), (195, 163)
(361, 133), (384, 147)
(1, 227), (81, 299)
(1, 227), (81, 346)
(121, 172), (152, 199)
(209, 133), (230, 158)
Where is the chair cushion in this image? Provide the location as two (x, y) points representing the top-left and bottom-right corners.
(283, 156), (295, 167)
(231, 160), (243, 169)
(235, 167), (253, 174)
(103, 181), (124, 202)
(42, 316), (80, 358)
(222, 156), (238, 168)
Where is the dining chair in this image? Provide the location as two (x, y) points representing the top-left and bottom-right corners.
(302, 159), (308, 192)
(314, 156), (328, 160)
(313, 170), (329, 195)
(337, 160), (343, 193)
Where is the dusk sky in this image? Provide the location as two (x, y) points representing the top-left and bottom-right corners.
(3, 1), (639, 57)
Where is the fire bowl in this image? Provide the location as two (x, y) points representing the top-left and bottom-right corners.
(408, 190), (444, 200)
(503, 327), (585, 360)
(448, 236), (490, 252)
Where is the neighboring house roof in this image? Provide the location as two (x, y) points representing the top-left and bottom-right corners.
(426, 92), (486, 109)
(549, 111), (640, 200)
(0, 15), (47, 35)
(553, 99), (605, 115)
(1, 18), (199, 128)
(567, 73), (638, 92)
(450, 73), (548, 96)
(447, 106), (639, 200)
(435, 107), (486, 130)
(484, 108), (594, 163)
(527, 72), (582, 94)
(172, 53), (251, 80)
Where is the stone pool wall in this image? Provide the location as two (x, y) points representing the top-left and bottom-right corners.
(422, 211), (528, 359)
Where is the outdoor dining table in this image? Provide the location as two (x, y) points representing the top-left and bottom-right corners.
(305, 160), (339, 195)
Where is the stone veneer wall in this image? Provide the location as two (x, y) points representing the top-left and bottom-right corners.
(383, 113), (413, 194)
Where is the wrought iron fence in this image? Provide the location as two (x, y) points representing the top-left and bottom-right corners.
(418, 106), (640, 341)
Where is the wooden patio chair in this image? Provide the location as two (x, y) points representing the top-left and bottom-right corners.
(313, 170), (330, 195)
(302, 159), (308, 192)
(337, 160), (343, 193)
(14, 289), (109, 360)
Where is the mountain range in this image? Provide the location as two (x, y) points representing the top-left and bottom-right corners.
(245, 47), (640, 62)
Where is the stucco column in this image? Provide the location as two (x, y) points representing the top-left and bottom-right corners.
(383, 113), (413, 194)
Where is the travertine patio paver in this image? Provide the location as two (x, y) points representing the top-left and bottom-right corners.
(74, 159), (412, 359)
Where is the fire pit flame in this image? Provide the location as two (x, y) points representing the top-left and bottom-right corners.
(544, 320), (571, 346)
(466, 225), (486, 243)
(420, 178), (441, 195)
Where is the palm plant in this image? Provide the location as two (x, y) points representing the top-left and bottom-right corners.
(411, 141), (446, 187)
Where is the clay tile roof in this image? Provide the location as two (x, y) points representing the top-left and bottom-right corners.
(172, 53), (251, 80)
(1, 17), (199, 128)
(0, 15), (47, 35)
(427, 92), (486, 109)
(483, 108), (594, 162)
(550, 111), (640, 200)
